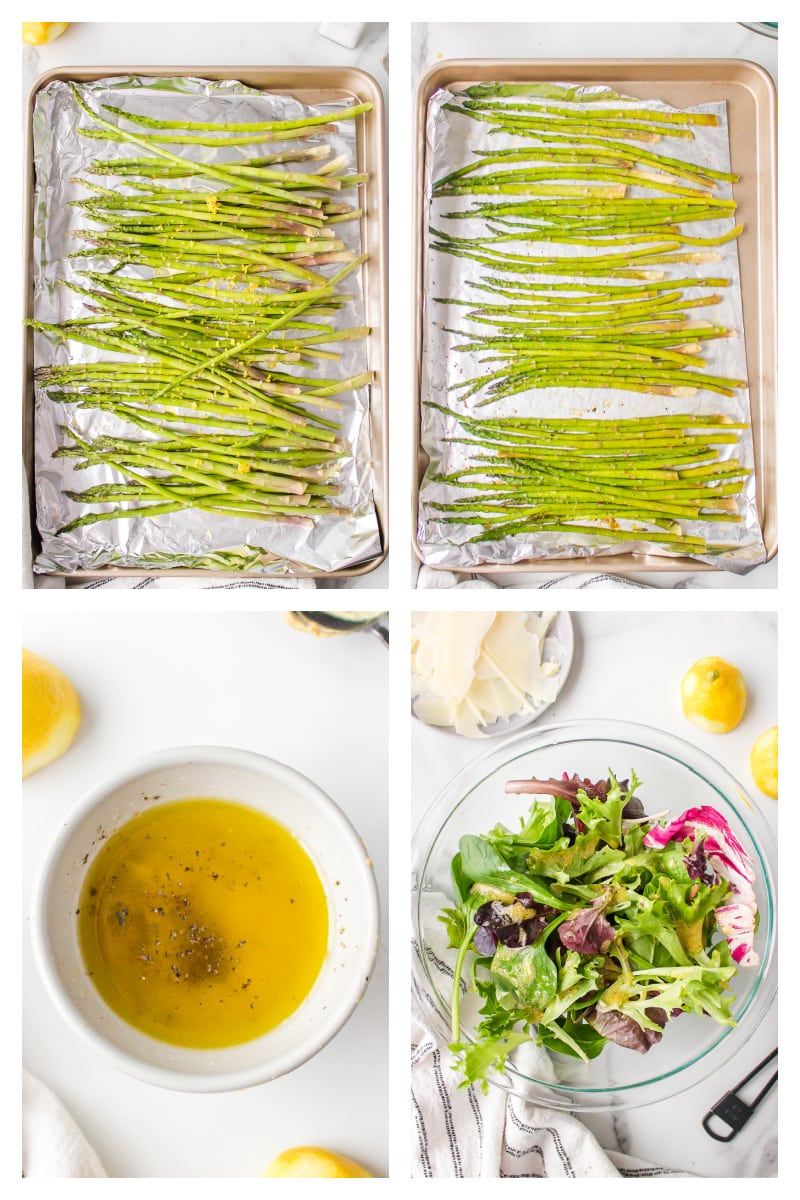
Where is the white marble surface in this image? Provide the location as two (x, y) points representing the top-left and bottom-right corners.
(412, 22), (778, 83)
(412, 610), (778, 1177)
(411, 22), (777, 590)
(23, 22), (389, 590)
(22, 610), (388, 1177)
(22, 22), (389, 90)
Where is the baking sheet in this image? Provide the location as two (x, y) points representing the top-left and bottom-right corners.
(412, 61), (777, 576)
(28, 73), (385, 577)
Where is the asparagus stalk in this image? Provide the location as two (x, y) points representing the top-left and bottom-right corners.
(33, 82), (374, 543)
(423, 85), (750, 562)
(423, 407), (750, 556)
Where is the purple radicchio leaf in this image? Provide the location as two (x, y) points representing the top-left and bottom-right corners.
(715, 901), (760, 966)
(496, 912), (559, 948)
(558, 895), (616, 955)
(684, 839), (717, 888)
(522, 912), (558, 943)
(474, 898), (558, 951)
(475, 901), (510, 931)
(643, 805), (759, 967)
(643, 806), (754, 884)
(473, 924), (498, 955)
(496, 923), (525, 948)
(585, 1006), (666, 1053)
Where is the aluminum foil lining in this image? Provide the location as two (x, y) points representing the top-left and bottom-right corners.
(418, 84), (766, 574)
(31, 76), (380, 575)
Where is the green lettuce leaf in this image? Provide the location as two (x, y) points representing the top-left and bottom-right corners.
(449, 1029), (531, 1094)
(489, 942), (558, 1015)
(573, 774), (628, 848)
(485, 796), (574, 868)
(538, 950), (603, 1025)
(536, 1017), (607, 1061)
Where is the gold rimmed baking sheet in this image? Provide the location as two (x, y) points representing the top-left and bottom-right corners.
(413, 59), (776, 575)
(24, 66), (388, 580)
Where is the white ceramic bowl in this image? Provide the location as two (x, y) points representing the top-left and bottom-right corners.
(31, 746), (380, 1093)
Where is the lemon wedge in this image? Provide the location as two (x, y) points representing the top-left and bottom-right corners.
(23, 648), (81, 778)
(263, 1147), (372, 1178)
(22, 22), (69, 45)
(680, 656), (746, 734)
(750, 726), (777, 799)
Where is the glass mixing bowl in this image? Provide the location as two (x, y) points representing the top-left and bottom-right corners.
(739, 22), (778, 37)
(411, 719), (776, 1111)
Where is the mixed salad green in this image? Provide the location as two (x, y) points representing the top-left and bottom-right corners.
(439, 772), (759, 1091)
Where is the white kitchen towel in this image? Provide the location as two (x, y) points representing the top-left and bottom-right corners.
(411, 1009), (691, 1179)
(22, 1070), (106, 1178)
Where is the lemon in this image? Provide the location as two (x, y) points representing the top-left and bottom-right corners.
(263, 1147), (372, 1178)
(680, 656), (746, 734)
(22, 22), (69, 45)
(750, 726), (778, 799)
(23, 649), (81, 778)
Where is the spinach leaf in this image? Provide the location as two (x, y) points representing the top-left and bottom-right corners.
(458, 832), (568, 909)
(450, 851), (471, 906)
(537, 1018), (607, 1061)
(473, 870), (568, 910)
(458, 834), (509, 881)
(490, 942), (558, 1014)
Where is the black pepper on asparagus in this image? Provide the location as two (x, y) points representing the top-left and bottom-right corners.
(423, 84), (751, 560)
(426, 405), (749, 553)
(29, 83), (373, 538)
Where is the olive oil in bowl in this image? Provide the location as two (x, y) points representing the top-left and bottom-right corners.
(77, 798), (329, 1049)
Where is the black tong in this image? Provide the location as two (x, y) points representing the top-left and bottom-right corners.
(702, 1048), (778, 1142)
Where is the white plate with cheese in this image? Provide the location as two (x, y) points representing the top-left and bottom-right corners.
(411, 611), (574, 738)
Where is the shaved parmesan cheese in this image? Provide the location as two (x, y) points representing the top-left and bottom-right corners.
(411, 611), (562, 736)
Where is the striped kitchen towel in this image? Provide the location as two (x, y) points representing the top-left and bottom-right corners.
(71, 576), (315, 590)
(411, 1006), (692, 1179)
(411, 908), (692, 1179)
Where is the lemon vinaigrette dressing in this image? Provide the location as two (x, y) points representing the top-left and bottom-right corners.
(77, 799), (329, 1048)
